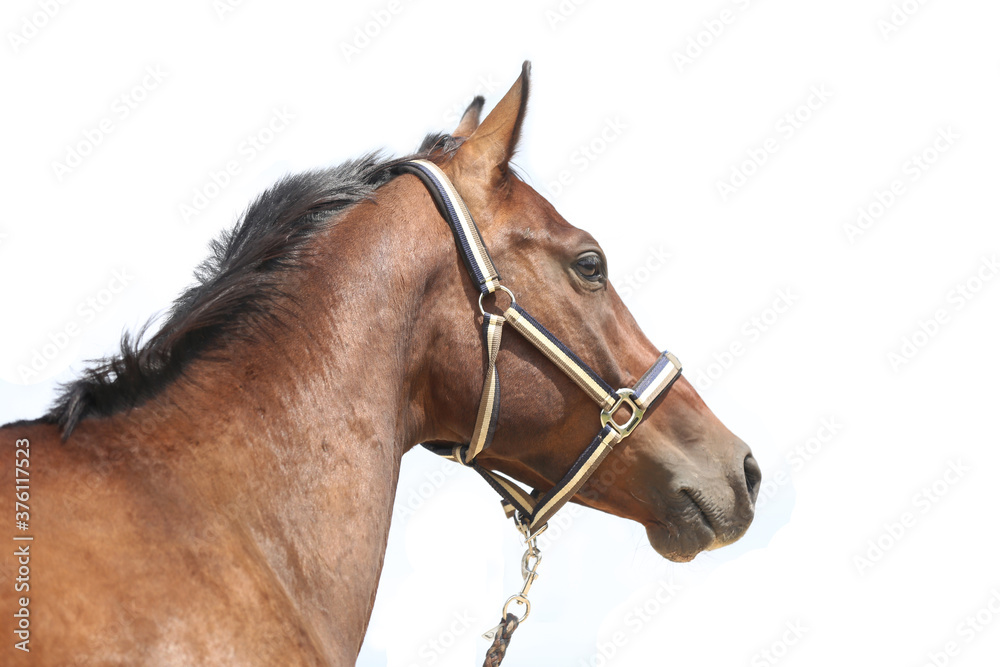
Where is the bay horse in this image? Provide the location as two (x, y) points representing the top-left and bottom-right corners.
(1, 63), (759, 665)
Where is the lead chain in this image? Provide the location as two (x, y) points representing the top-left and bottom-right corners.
(482, 523), (546, 642)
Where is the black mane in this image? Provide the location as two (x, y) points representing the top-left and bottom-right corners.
(44, 136), (455, 437)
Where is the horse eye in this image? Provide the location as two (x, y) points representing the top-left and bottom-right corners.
(575, 254), (605, 282)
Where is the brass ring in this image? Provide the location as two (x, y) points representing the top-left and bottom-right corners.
(502, 594), (531, 622)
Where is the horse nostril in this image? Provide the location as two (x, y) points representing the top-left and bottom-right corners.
(744, 454), (762, 503)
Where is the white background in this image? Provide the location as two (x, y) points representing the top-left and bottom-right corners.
(2, 1), (999, 665)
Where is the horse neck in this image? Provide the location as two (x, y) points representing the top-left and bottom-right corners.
(134, 176), (451, 658)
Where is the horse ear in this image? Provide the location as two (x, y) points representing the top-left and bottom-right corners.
(453, 96), (485, 138)
(453, 61), (531, 186)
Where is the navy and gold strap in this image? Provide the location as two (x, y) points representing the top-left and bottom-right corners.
(632, 351), (682, 411)
(503, 304), (618, 411)
(525, 424), (621, 530)
(397, 159), (502, 294)
(466, 313), (504, 463)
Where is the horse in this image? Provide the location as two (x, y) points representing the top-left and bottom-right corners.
(1, 62), (759, 665)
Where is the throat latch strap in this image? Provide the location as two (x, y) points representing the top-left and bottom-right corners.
(401, 159), (683, 533)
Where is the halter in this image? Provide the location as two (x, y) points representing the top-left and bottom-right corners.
(398, 159), (682, 659)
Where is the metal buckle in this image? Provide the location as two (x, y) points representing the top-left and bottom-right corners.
(600, 388), (645, 437)
(478, 284), (517, 317)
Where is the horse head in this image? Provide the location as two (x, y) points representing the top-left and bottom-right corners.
(417, 63), (760, 562)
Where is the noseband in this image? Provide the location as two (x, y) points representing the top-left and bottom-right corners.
(398, 159), (683, 660)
